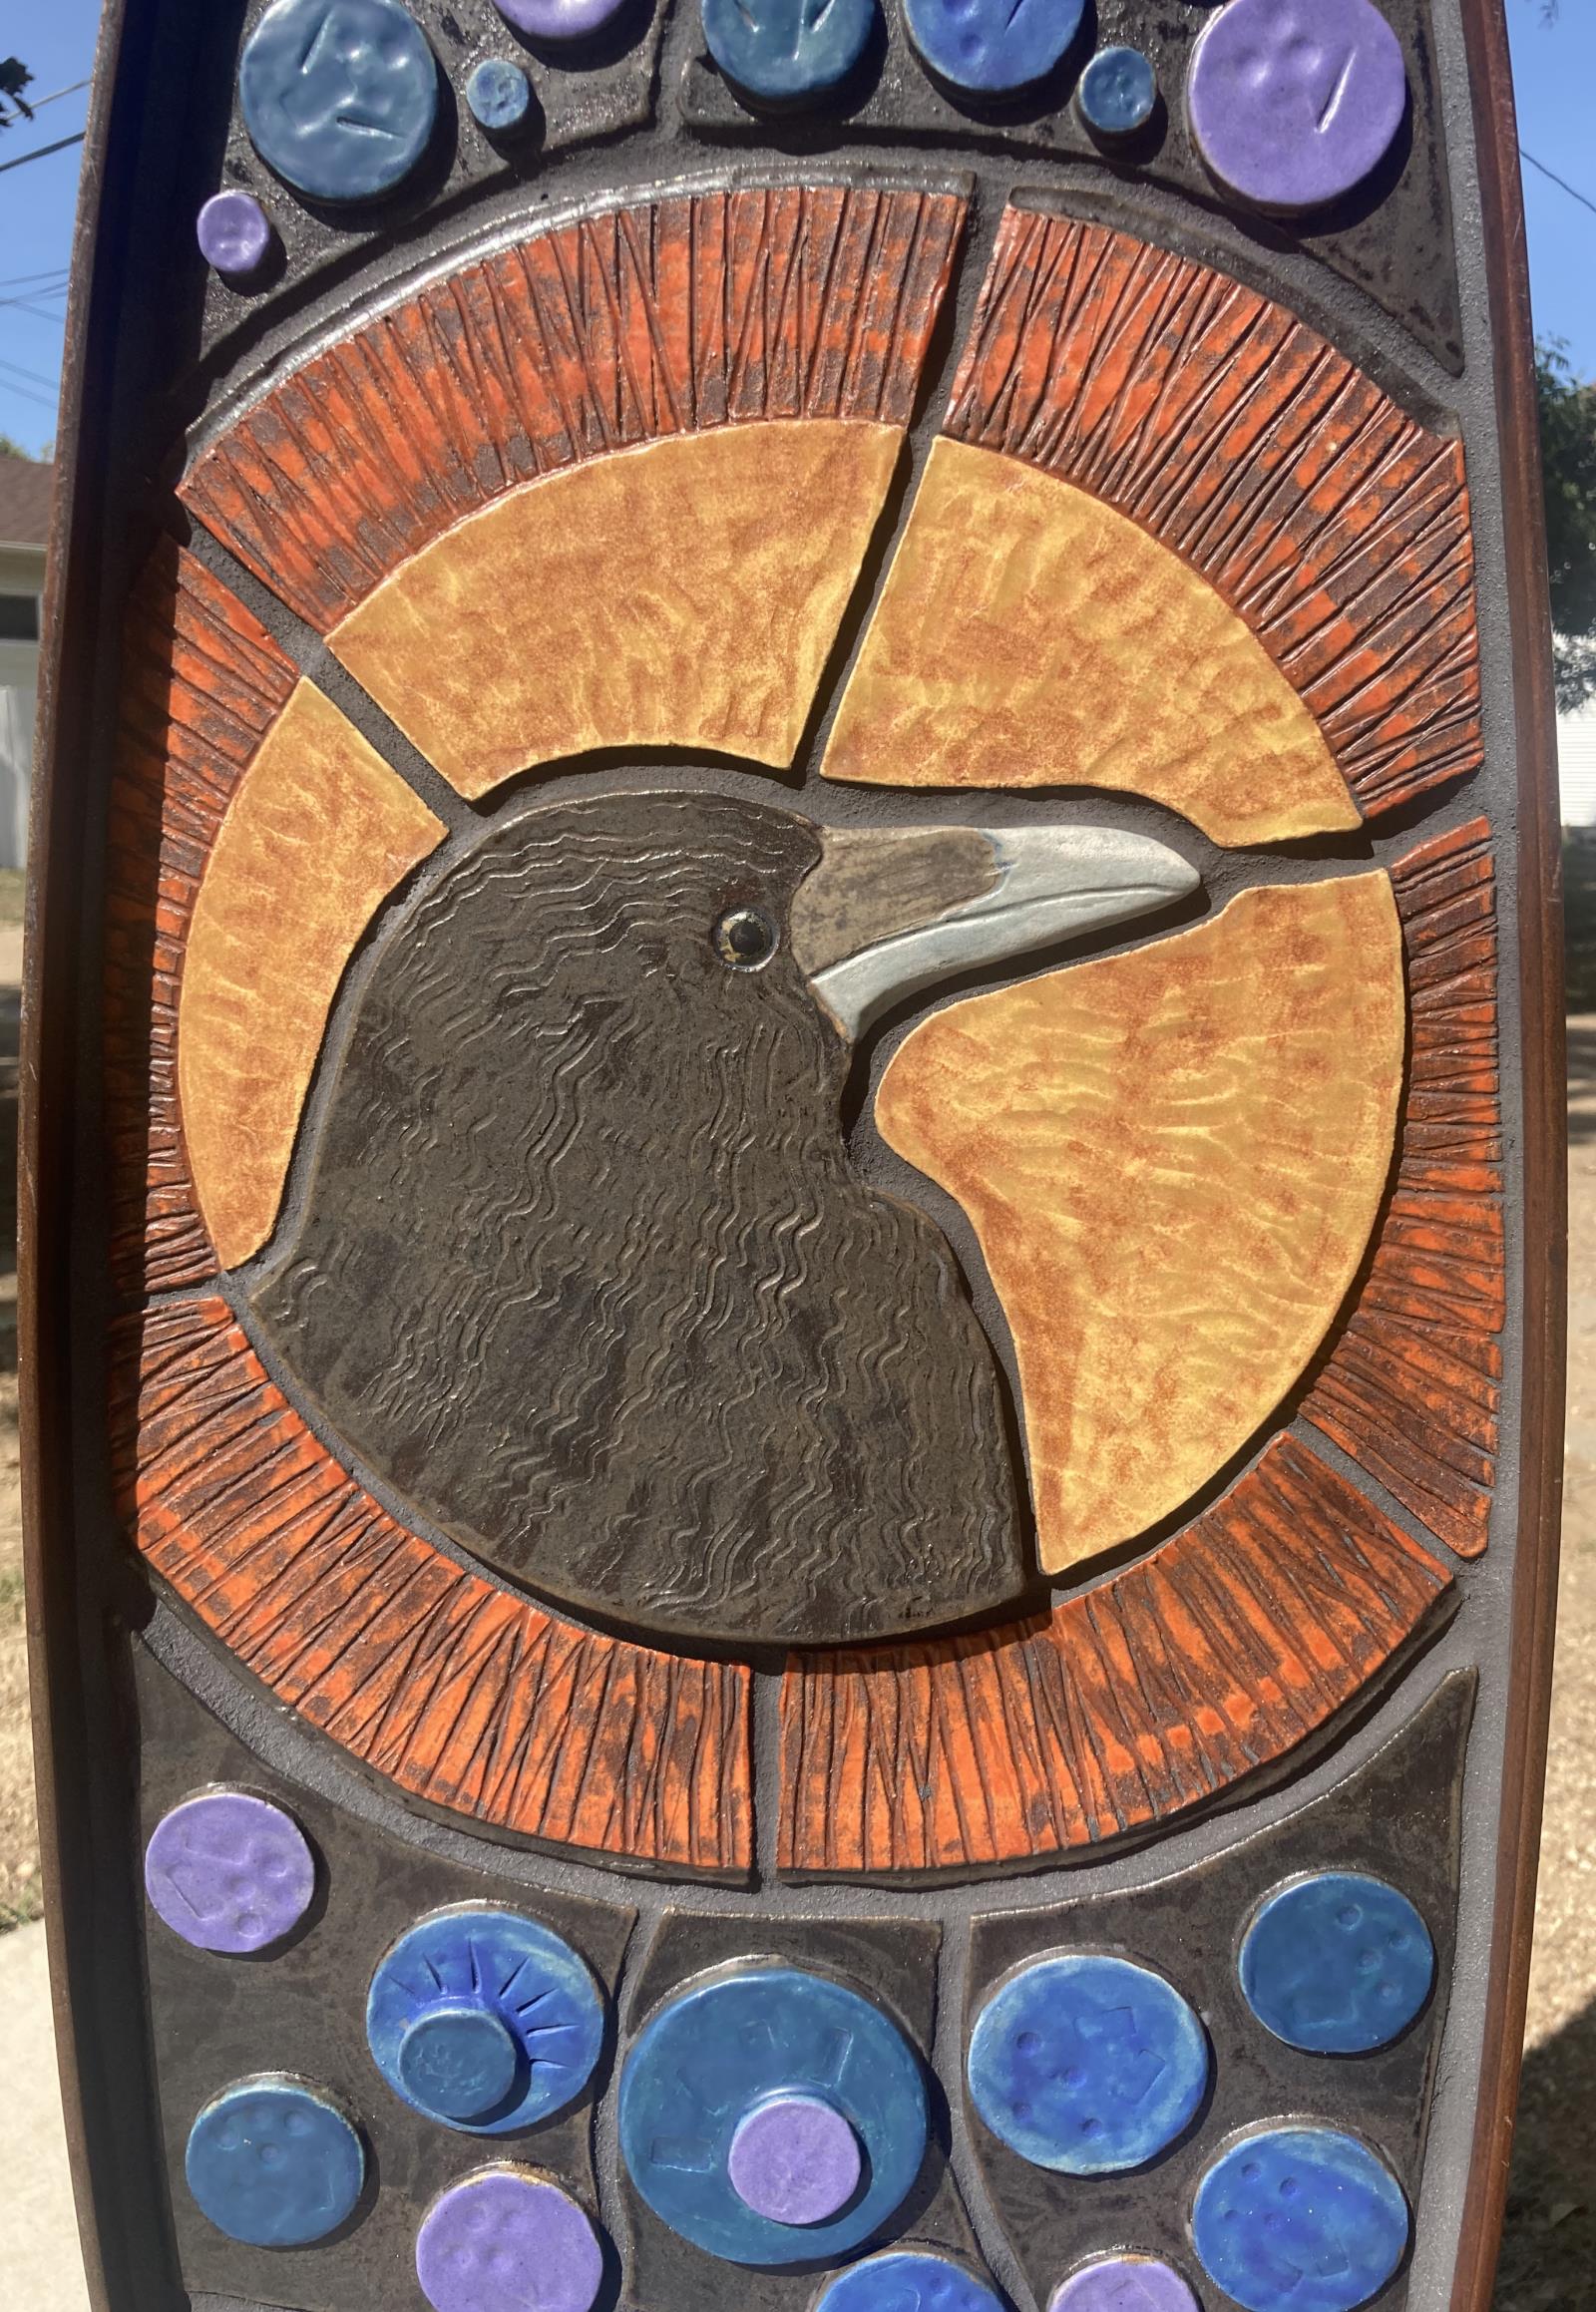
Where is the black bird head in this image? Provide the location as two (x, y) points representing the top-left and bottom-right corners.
(252, 790), (1197, 1647)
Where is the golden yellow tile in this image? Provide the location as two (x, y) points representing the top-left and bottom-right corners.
(824, 438), (1362, 848)
(875, 874), (1405, 1574)
(329, 421), (903, 797)
(180, 680), (444, 1270)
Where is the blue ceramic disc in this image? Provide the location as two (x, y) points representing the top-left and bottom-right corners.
(1191, 2128), (1410, 2312)
(968, 1953), (1209, 2175)
(618, 1965), (928, 2266)
(817, 2252), (1006, 2311)
(239, 0), (439, 205)
(467, 58), (534, 136)
(1078, 45), (1158, 139)
(700, 0), (877, 106)
(367, 1907), (605, 2133)
(905, 0), (1084, 96)
(186, 2077), (364, 2247)
(1239, 1872), (1435, 2055)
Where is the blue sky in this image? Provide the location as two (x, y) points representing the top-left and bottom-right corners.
(0, 0), (1592, 452)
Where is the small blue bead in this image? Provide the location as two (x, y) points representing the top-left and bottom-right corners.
(468, 57), (534, 135)
(700, 0), (877, 105)
(968, 1952), (1208, 2175)
(1078, 44), (1158, 139)
(905, 0), (1085, 96)
(186, 2079), (364, 2247)
(1192, 2128), (1410, 2312)
(1239, 1871), (1435, 2054)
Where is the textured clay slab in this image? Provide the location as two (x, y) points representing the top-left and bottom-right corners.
(330, 422), (903, 796)
(178, 679), (444, 1269)
(824, 438), (1358, 846)
(875, 873), (1405, 1573)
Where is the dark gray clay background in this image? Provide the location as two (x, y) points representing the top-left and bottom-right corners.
(42, 0), (1543, 2305)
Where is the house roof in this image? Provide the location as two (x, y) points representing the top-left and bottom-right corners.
(0, 452), (53, 550)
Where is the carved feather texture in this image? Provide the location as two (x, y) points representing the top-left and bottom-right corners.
(105, 543), (298, 1299)
(1304, 819), (1504, 1553)
(945, 208), (1482, 823)
(181, 183), (967, 633)
(253, 793), (1023, 1648)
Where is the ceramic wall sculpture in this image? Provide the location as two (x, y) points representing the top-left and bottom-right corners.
(22, 3), (1561, 2310)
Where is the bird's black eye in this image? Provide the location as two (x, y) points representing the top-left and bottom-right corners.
(713, 907), (779, 971)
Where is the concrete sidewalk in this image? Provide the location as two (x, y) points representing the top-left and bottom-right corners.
(2, 1920), (91, 2309)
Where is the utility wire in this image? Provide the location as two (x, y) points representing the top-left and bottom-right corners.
(0, 350), (60, 392)
(0, 131), (86, 179)
(28, 79), (91, 112)
(1521, 145), (1596, 219)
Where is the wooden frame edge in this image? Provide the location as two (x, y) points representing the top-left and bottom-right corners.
(20, 5), (137, 2309)
(1450, 2), (1568, 2304)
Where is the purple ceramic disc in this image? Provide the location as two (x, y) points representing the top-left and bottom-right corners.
(416, 2170), (603, 2312)
(196, 192), (275, 281)
(145, 1790), (315, 1954)
(490, 0), (627, 40)
(1188, 0), (1408, 214)
(1051, 2258), (1202, 2312)
(728, 2095), (863, 2226)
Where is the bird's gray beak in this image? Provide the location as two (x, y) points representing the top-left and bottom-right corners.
(790, 823), (1201, 1040)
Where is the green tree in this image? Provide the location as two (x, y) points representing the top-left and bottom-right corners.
(0, 57), (33, 130)
(1537, 342), (1596, 711)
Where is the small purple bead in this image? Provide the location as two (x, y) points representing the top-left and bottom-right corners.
(145, 1790), (315, 1954)
(196, 192), (275, 281)
(490, 0), (628, 39)
(416, 2170), (603, 2312)
(728, 2095), (863, 2226)
(1051, 2257), (1202, 2312)
(1189, 0), (1408, 213)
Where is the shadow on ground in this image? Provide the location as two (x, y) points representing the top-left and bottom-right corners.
(1495, 1995), (1596, 2309)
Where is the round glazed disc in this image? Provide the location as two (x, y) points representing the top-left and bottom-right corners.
(968, 1953), (1209, 2174)
(618, 1966), (928, 2265)
(145, 1789), (315, 1953)
(817, 2254), (1006, 2310)
(239, 0), (439, 205)
(1191, 2128), (1410, 2312)
(185, 2078), (364, 2247)
(1239, 1872), (1435, 2053)
(1050, 2259), (1201, 2312)
(699, 0), (877, 105)
(367, 1908), (605, 2133)
(1188, 0), (1408, 214)
(415, 2169), (603, 2312)
(904, 0), (1085, 97)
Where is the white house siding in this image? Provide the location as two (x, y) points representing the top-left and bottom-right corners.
(0, 536), (44, 874)
(1560, 696), (1596, 831)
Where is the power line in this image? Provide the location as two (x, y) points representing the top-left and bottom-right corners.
(1521, 145), (1596, 220)
(0, 351), (60, 392)
(0, 364), (59, 412)
(0, 278), (70, 311)
(0, 131), (86, 179)
(0, 267), (72, 290)
(29, 79), (91, 112)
